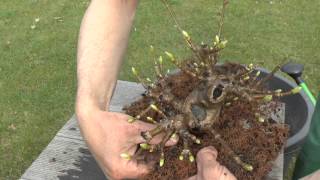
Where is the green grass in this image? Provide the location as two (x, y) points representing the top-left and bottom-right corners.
(0, 0), (319, 179)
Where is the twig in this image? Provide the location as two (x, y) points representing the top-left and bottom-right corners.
(217, 0), (229, 38)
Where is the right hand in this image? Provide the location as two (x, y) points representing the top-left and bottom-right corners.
(188, 146), (237, 180)
(76, 108), (178, 180)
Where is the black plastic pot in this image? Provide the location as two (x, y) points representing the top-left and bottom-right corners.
(258, 68), (315, 176)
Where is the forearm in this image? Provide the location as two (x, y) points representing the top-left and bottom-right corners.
(76, 0), (138, 115)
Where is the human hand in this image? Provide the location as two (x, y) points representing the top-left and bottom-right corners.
(188, 146), (236, 180)
(76, 109), (178, 180)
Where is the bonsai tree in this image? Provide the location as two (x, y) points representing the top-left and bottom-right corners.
(121, 0), (301, 179)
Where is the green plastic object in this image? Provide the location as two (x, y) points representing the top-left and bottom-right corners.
(293, 93), (320, 179)
(300, 83), (317, 106)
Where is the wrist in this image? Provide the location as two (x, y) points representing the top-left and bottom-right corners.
(75, 91), (104, 122)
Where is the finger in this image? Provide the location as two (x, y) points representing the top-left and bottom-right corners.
(131, 120), (156, 143)
(196, 147), (236, 180)
(196, 146), (218, 168)
(133, 131), (179, 146)
(149, 133), (179, 146)
(132, 120), (156, 132)
(196, 146), (219, 179)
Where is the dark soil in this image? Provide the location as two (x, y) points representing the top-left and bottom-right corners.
(124, 63), (289, 180)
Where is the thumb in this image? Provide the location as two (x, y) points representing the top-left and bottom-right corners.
(196, 146), (237, 180)
(196, 146), (219, 172)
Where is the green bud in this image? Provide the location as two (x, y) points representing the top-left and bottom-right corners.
(120, 153), (131, 160)
(179, 155), (184, 161)
(131, 67), (138, 76)
(165, 51), (175, 62)
(275, 89), (283, 96)
(182, 30), (191, 41)
(263, 95), (273, 102)
(171, 133), (177, 139)
(291, 87), (302, 94)
(189, 154), (195, 162)
(275, 89), (282, 93)
(248, 63), (254, 69)
(219, 40), (228, 49)
(127, 117), (135, 123)
(214, 35), (220, 44)
(140, 143), (151, 150)
(243, 76), (250, 81)
(258, 117), (265, 123)
(146, 78), (152, 82)
(158, 56), (163, 65)
(159, 153), (165, 167)
(150, 104), (159, 111)
(195, 139), (201, 144)
(150, 45), (154, 53)
(146, 116), (156, 123)
(159, 158), (165, 167)
(256, 71), (261, 77)
(243, 164), (253, 172)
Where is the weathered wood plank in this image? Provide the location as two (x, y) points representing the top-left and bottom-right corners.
(20, 136), (106, 180)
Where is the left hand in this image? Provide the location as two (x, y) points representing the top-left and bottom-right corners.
(188, 146), (237, 180)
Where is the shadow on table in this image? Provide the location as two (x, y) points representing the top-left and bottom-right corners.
(58, 148), (105, 180)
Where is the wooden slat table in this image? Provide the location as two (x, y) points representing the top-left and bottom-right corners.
(20, 80), (284, 180)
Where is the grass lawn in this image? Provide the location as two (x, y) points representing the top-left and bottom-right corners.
(0, 0), (319, 179)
